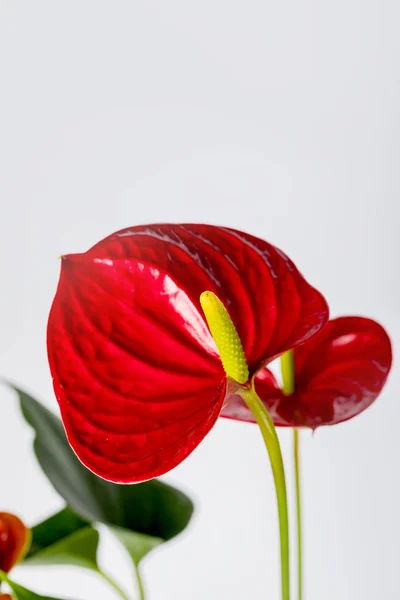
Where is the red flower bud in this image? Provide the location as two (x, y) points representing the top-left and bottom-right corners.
(0, 513), (30, 574)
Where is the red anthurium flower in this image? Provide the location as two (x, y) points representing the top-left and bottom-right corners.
(47, 224), (329, 483)
(0, 513), (30, 574)
(222, 316), (392, 429)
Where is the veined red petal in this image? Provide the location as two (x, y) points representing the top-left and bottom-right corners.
(225, 229), (329, 365)
(0, 513), (30, 573)
(48, 256), (225, 482)
(254, 317), (392, 428)
(47, 224), (328, 481)
(86, 224), (329, 371)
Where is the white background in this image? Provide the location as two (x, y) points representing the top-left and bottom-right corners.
(0, 1), (399, 599)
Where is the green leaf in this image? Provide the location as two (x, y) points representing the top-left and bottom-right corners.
(24, 508), (99, 571)
(27, 508), (90, 557)
(0, 572), (76, 600)
(21, 509), (129, 600)
(11, 386), (194, 564)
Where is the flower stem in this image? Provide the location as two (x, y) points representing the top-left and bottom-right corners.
(280, 350), (295, 396)
(98, 570), (131, 600)
(293, 428), (303, 600)
(240, 384), (290, 600)
(134, 563), (146, 600)
(280, 349), (302, 600)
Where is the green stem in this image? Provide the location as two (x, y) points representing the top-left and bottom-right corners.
(293, 428), (303, 600)
(280, 350), (295, 396)
(98, 570), (131, 600)
(280, 349), (302, 600)
(134, 562), (146, 600)
(240, 384), (290, 600)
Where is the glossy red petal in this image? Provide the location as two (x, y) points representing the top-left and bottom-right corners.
(256, 317), (392, 428)
(87, 224), (329, 371)
(48, 256), (226, 482)
(48, 224), (328, 481)
(0, 513), (30, 573)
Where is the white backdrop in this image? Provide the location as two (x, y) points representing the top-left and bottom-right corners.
(0, 2), (399, 599)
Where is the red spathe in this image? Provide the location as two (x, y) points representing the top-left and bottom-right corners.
(47, 224), (329, 483)
(223, 316), (392, 429)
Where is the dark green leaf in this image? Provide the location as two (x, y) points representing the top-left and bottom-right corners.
(0, 572), (76, 600)
(23, 508), (99, 570)
(27, 508), (89, 556)
(11, 386), (194, 564)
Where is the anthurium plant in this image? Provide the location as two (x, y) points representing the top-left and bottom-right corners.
(2, 223), (392, 600)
